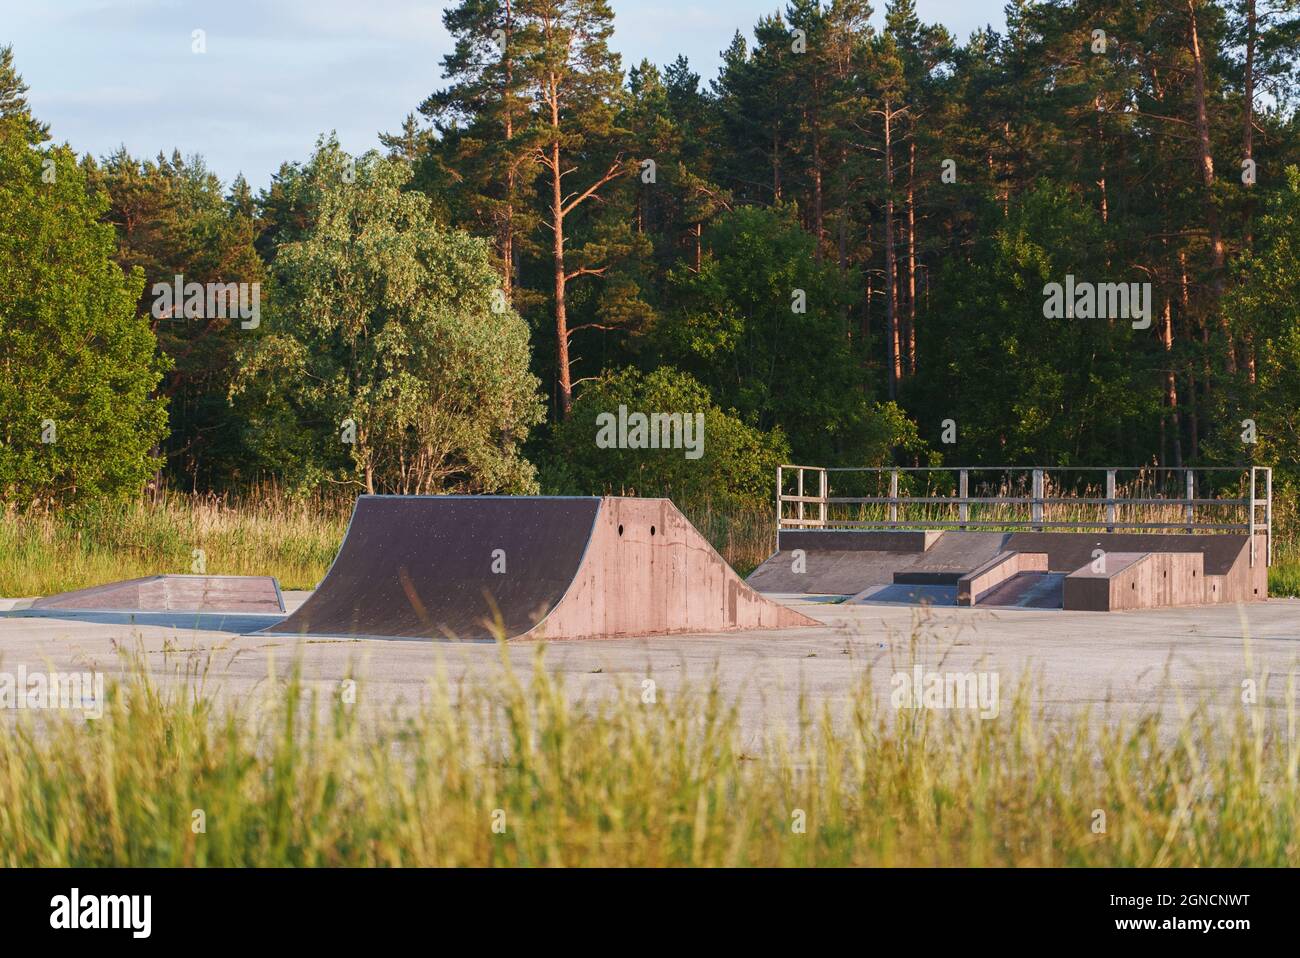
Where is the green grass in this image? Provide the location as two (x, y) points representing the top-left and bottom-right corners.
(1, 646), (1297, 866)
(681, 503), (775, 577)
(0, 489), (350, 595)
(1269, 541), (1300, 597)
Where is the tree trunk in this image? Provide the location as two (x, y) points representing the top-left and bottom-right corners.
(772, 131), (782, 203)
(863, 220), (872, 356)
(1095, 96), (1109, 226)
(1188, 0), (1236, 374)
(812, 103), (824, 262)
(1242, 0), (1256, 249)
(549, 94), (572, 417)
(501, 1), (515, 301)
(1180, 249), (1203, 459)
(1242, 0), (1258, 383)
(906, 138), (917, 376)
(883, 102), (900, 398)
(1161, 297), (1183, 468)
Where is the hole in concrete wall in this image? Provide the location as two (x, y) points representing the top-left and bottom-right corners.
(1163, 570), (1167, 578)
(1254, 588), (1259, 595)
(650, 525), (656, 536)
(617, 524), (624, 536)
(1131, 582), (1136, 590)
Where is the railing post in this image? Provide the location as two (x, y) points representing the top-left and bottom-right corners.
(1185, 470), (1195, 534)
(958, 469), (969, 530)
(1031, 469), (1044, 531)
(889, 469), (899, 525)
(1249, 467), (1256, 567)
(1266, 468), (1273, 567)
(776, 465), (783, 533)
(797, 468), (805, 527)
(1105, 469), (1116, 533)
(818, 469), (827, 528)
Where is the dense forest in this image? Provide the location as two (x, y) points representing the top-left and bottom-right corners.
(2, 0), (1299, 510)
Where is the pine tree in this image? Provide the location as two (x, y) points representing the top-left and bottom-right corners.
(423, 0), (542, 303)
(0, 45), (49, 145)
(519, 0), (633, 417)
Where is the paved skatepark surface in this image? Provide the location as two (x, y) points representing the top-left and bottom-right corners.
(3, 590), (1296, 737)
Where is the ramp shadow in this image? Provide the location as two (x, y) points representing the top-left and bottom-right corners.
(258, 624), (499, 644)
(0, 609), (287, 634)
(854, 584), (959, 607)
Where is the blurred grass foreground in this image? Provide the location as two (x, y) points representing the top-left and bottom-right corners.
(0, 647), (1297, 867)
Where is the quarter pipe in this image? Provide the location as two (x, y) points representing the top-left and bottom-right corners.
(266, 496), (817, 641)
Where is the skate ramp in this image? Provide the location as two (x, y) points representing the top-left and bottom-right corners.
(748, 529), (1265, 610)
(266, 496), (817, 641)
(1004, 532), (1266, 604)
(976, 572), (1066, 609)
(1063, 551), (1207, 611)
(747, 530), (1008, 595)
(29, 575), (285, 614)
(957, 551), (1049, 605)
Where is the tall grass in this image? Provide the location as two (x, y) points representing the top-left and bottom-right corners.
(0, 647), (1297, 867)
(1270, 540), (1300, 597)
(0, 487), (350, 595)
(681, 502), (774, 576)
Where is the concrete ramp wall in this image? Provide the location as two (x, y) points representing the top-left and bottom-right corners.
(532, 498), (816, 639)
(1063, 552), (1206, 612)
(958, 552), (1049, 606)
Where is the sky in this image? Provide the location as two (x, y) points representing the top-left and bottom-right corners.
(3, 0), (1008, 191)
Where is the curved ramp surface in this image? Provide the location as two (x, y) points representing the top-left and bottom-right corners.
(266, 496), (816, 641)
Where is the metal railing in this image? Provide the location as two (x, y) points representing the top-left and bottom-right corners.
(776, 465), (1273, 567)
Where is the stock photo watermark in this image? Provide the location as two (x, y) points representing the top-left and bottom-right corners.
(1042, 275), (1152, 329)
(891, 664), (1000, 719)
(595, 405), (705, 460)
(0, 667), (104, 719)
(151, 275), (260, 329)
